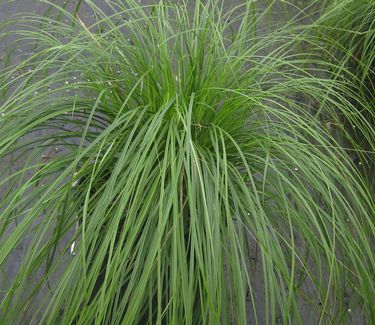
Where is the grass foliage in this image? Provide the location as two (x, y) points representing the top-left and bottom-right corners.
(317, 0), (374, 89)
(312, 0), (375, 168)
(0, 0), (374, 324)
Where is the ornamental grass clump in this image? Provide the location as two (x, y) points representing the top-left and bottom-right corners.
(317, 0), (374, 92)
(0, 1), (374, 324)
(312, 0), (375, 173)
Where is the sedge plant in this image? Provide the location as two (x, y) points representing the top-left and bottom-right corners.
(0, 0), (374, 324)
(316, 0), (374, 90)
(311, 0), (375, 175)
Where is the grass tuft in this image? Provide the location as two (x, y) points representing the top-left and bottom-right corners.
(0, 1), (374, 324)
